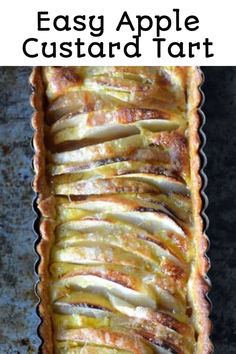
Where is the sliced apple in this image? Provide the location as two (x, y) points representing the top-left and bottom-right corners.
(84, 75), (151, 94)
(45, 66), (186, 120)
(55, 327), (189, 354)
(116, 174), (188, 195)
(53, 174), (187, 197)
(56, 218), (187, 261)
(50, 263), (150, 288)
(54, 230), (174, 261)
(53, 291), (114, 313)
(56, 219), (114, 235)
(51, 108), (174, 134)
(106, 211), (185, 236)
(50, 262), (186, 315)
(53, 177), (159, 196)
(54, 231), (185, 272)
(53, 311), (193, 352)
(53, 122), (139, 145)
(51, 115), (179, 145)
(49, 130), (187, 167)
(54, 304), (112, 320)
(55, 192), (191, 223)
(52, 294), (191, 338)
(56, 194), (160, 213)
(51, 243), (154, 271)
(51, 274), (156, 309)
(80, 69), (186, 114)
(50, 134), (143, 164)
(55, 342), (132, 354)
(50, 262), (164, 286)
(56, 208), (90, 223)
(136, 193), (191, 223)
(48, 146), (172, 177)
(106, 294), (192, 338)
(43, 66), (195, 354)
(50, 160), (173, 183)
(53, 119), (179, 146)
(52, 312), (111, 329)
(55, 327), (154, 354)
(46, 89), (133, 121)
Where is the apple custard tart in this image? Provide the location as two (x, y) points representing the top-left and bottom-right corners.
(31, 67), (212, 354)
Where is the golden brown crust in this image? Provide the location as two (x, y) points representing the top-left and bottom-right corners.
(31, 67), (54, 354)
(187, 67), (213, 354)
(31, 66), (212, 354)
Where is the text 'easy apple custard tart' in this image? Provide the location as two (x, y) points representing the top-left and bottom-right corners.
(31, 66), (212, 354)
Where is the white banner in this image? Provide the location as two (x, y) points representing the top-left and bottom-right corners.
(0, 0), (235, 65)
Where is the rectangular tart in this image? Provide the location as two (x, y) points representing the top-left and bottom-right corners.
(31, 66), (212, 354)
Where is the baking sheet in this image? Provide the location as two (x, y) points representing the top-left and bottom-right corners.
(0, 67), (236, 353)
(0, 67), (40, 353)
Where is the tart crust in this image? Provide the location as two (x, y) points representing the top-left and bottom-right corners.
(31, 66), (212, 354)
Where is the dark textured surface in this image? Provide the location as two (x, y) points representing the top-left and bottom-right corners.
(0, 67), (235, 353)
(203, 67), (236, 353)
(0, 67), (40, 353)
